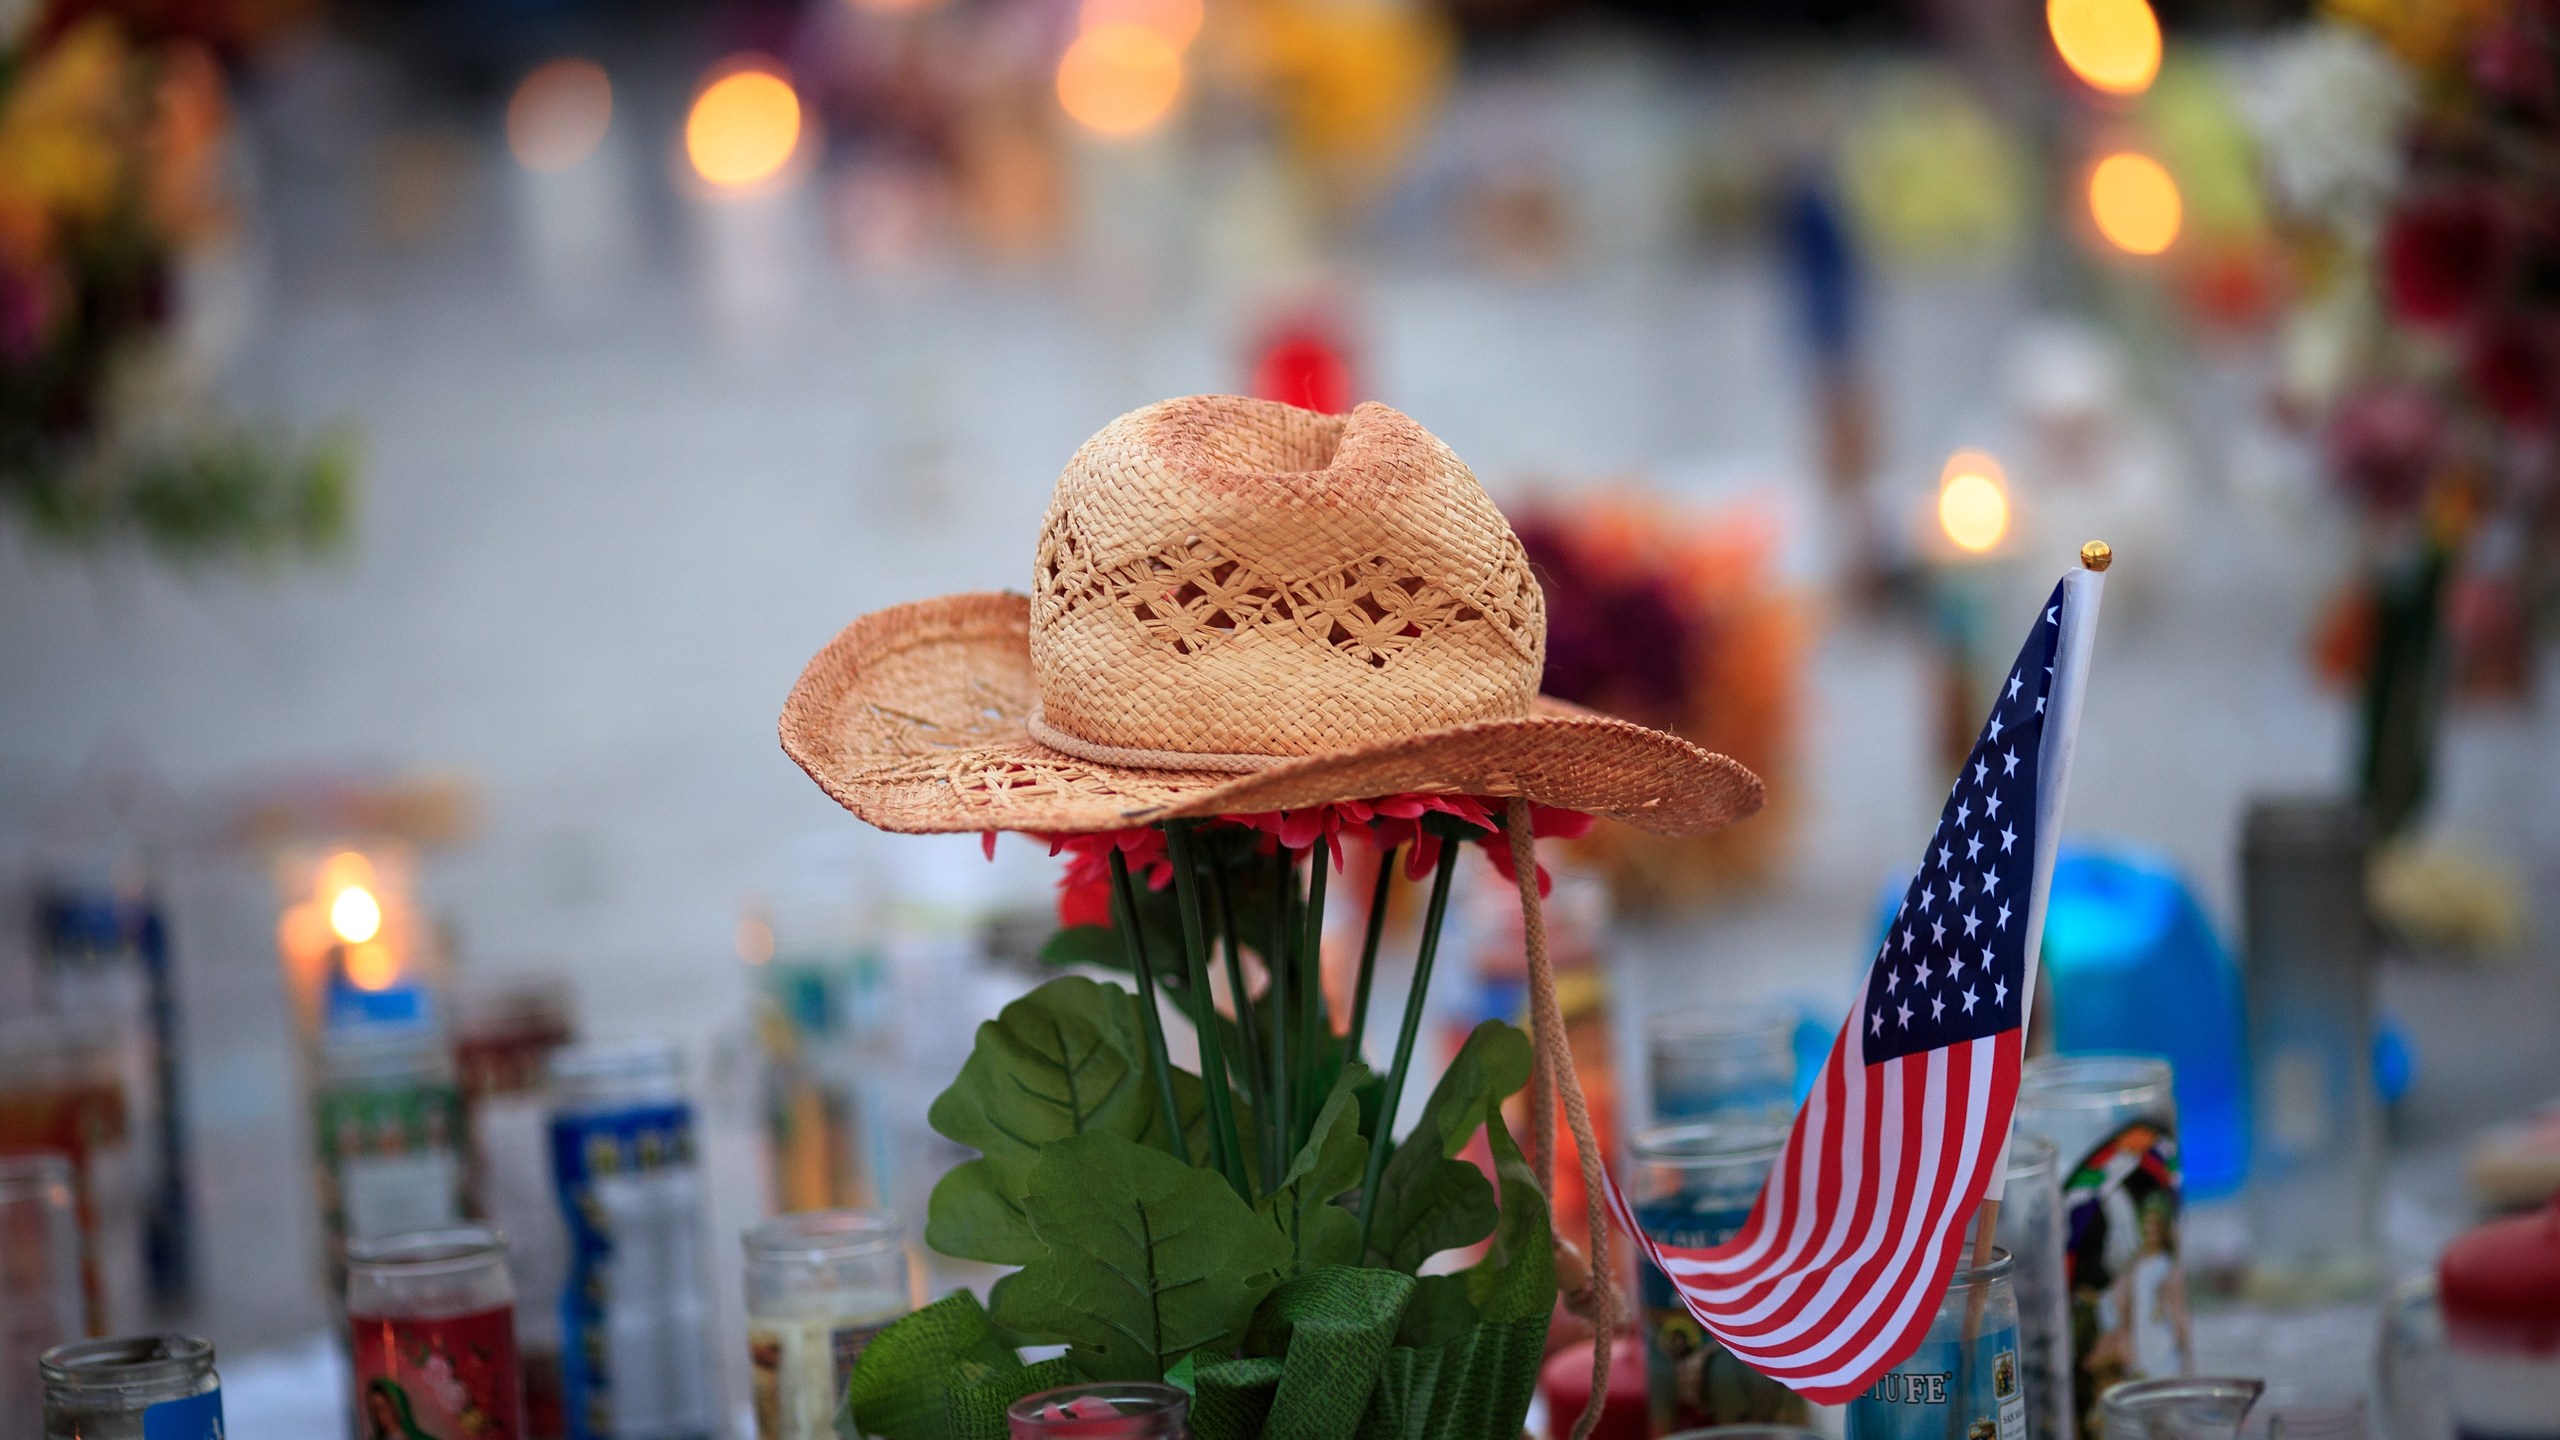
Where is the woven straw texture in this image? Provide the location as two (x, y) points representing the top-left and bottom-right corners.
(779, 396), (1765, 837)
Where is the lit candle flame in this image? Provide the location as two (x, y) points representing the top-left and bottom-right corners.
(329, 884), (383, 945)
(1057, 22), (1183, 138)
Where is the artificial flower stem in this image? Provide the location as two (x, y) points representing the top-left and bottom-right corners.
(1109, 847), (1190, 1169)
(1355, 836), (1461, 1255)
(1344, 844), (1399, 1068)
(1267, 846), (1294, 1168)
(1295, 848), (1330, 1152)
(1164, 821), (1250, 1199)
(1210, 863), (1272, 1184)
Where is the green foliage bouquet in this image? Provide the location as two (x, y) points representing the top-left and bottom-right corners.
(847, 812), (1566, 1440)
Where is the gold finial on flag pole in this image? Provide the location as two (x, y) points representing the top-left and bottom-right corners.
(2081, 539), (2113, 572)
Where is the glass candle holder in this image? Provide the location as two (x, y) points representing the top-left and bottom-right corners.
(1627, 1121), (1810, 1433)
(1845, 1247), (2024, 1440)
(745, 1208), (915, 1440)
(3, 1154), (84, 1440)
(2016, 1055), (2190, 1440)
(455, 975), (576, 1440)
(1006, 1381), (1190, 1440)
(2240, 798), (2381, 1301)
(1646, 1004), (1798, 1126)
(548, 1039), (720, 1440)
(2093, 1378), (2260, 1440)
(0, 1015), (140, 1335)
(347, 1225), (523, 1439)
(313, 1026), (467, 1299)
(39, 1334), (222, 1440)
(1996, 1135), (2075, 1440)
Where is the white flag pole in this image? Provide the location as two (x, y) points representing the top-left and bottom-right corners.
(1976, 542), (2110, 1218)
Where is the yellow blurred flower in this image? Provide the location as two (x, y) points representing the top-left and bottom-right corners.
(1222, 0), (1452, 211)
(2321, 0), (2501, 73)
(1838, 71), (2031, 265)
(0, 19), (140, 263)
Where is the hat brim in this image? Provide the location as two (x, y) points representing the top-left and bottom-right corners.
(780, 592), (1765, 837)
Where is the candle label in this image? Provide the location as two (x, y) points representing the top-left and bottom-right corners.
(1635, 1199), (1810, 1432)
(351, 1304), (524, 1440)
(1846, 1323), (2024, 1440)
(552, 1101), (720, 1440)
(140, 1389), (223, 1440)
(749, 1314), (896, 1440)
(2058, 1121), (2189, 1440)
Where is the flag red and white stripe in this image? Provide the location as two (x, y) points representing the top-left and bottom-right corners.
(1604, 566), (2105, 1405)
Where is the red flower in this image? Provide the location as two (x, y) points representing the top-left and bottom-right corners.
(2382, 191), (2510, 328)
(2464, 320), (2557, 428)
(1021, 795), (1597, 926)
(2324, 383), (2446, 514)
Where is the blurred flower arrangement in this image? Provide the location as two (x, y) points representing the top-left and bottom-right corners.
(1510, 494), (1801, 914)
(2247, 1), (2557, 838)
(0, 4), (350, 563)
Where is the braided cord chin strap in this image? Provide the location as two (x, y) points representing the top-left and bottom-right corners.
(1503, 799), (1616, 1440)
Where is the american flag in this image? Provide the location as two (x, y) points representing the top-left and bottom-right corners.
(1606, 573), (2101, 1405)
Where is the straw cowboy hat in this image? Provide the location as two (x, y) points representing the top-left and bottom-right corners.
(779, 394), (1764, 837)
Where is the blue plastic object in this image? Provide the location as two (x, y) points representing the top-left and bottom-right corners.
(2038, 845), (2251, 1199)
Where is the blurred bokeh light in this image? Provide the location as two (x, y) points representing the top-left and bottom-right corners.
(1937, 450), (2011, 553)
(506, 58), (613, 174)
(1080, 0), (1204, 51)
(2088, 151), (2182, 255)
(686, 63), (804, 188)
(1057, 22), (1183, 137)
(2048, 0), (2162, 97)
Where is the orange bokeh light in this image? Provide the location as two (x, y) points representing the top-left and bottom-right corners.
(2048, 0), (2162, 96)
(2088, 152), (2181, 256)
(507, 58), (613, 173)
(1057, 22), (1183, 137)
(686, 64), (803, 188)
(344, 941), (400, 993)
(1079, 0), (1204, 51)
(1938, 450), (2011, 554)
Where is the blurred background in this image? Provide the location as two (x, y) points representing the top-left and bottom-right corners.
(0, 0), (2556, 1433)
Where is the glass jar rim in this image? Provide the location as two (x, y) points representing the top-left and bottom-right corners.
(346, 1225), (509, 1275)
(746, 1208), (904, 1259)
(2002, 1132), (2058, 1179)
(1951, 1245), (2015, 1285)
(1645, 1003), (1796, 1048)
(0, 1149), (74, 1199)
(550, 1036), (682, 1085)
(1007, 1381), (1190, 1433)
(2020, 1053), (2172, 1107)
(39, 1333), (214, 1390)
(1630, 1120), (1787, 1166)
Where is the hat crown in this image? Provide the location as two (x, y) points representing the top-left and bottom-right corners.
(1028, 397), (1546, 766)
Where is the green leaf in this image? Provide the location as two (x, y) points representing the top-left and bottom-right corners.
(845, 1290), (1024, 1440)
(1462, 1096), (1555, 1326)
(948, 1358), (1081, 1440)
(994, 1131), (1293, 1382)
(1240, 1266), (1416, 1440)
(927, 976), (1162, 1173)
(1361, 1022), (1532, 1272)
(925, 1158), (1041, 1266)
(1260, 1067), (1370, 1272)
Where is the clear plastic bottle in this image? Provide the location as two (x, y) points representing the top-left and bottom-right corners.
(347, 1225), (524, 1439)
(39, 1334), (222, 1440)
(744, 1209), (914, 1440)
